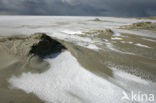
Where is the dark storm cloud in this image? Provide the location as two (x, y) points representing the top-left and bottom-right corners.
(0, 0), (156, 16)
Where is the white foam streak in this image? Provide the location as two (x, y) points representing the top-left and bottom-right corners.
(111, 37), (122, 40)
(135, 43), (151, 48)
(61, 30), (83, 34)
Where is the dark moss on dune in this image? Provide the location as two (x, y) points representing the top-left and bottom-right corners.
(30, 33), (66, 58)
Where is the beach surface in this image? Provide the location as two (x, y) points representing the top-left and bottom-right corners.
(0, 16), (156, 103)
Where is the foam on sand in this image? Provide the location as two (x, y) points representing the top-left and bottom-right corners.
(86, 44), (99, 50)
(9, 51), (126, 103)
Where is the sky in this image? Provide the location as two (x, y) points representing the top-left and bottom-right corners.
(0, 0), (156, 17)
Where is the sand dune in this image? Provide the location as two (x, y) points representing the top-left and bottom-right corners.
(0, 33), (65, 103)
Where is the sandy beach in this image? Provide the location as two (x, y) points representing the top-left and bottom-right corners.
(0, 16), (156, 103)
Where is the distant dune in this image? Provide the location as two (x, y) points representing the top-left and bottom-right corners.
(120, 21), (156, 31)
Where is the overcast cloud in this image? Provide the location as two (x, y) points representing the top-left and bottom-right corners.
(0, 0), (156, 16)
